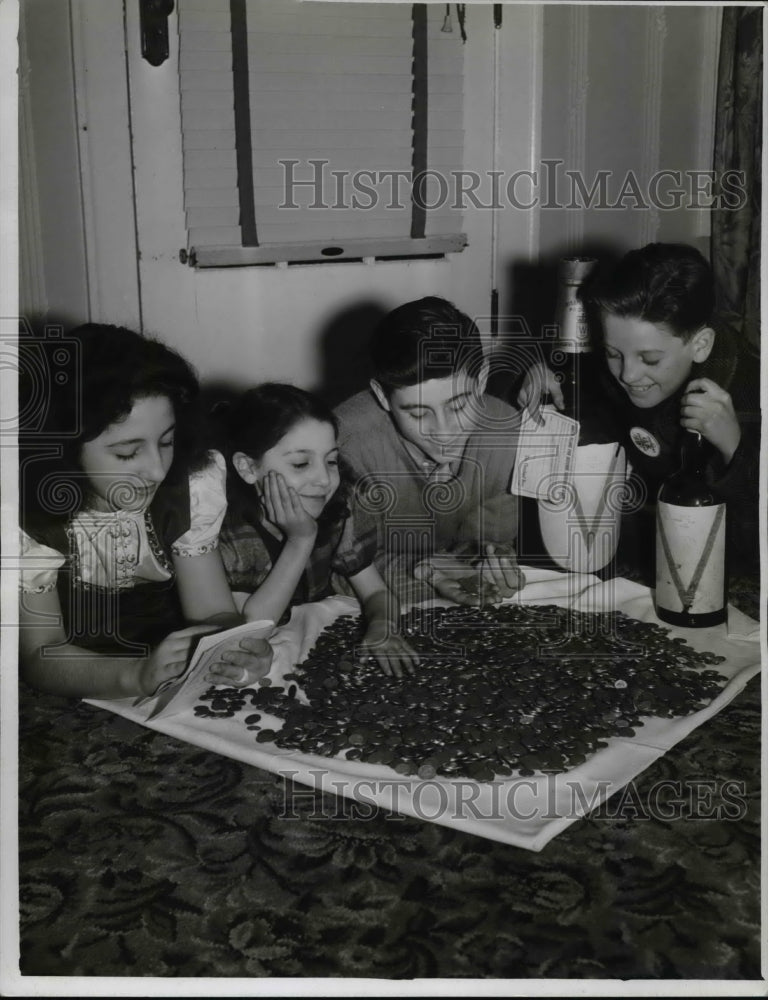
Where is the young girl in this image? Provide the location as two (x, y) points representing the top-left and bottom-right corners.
(217, 384), (418, 677)
(19, 324), (273, 699)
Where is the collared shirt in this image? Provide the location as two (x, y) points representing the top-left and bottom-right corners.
(400, 437), (456, 483)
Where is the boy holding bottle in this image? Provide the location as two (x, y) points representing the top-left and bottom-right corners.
(517, 242), (760, 582)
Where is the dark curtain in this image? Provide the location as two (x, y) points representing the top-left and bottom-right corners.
(711, 6), (762, 359)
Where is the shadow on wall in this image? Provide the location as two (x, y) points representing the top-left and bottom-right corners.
(312, 300), (389, 408)
(488, 240), (624, 405)
(17, 314), (87, 438)
(199, 300), (388, 431)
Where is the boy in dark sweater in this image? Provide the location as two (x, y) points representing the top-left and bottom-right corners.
(518, 243), (760, 582)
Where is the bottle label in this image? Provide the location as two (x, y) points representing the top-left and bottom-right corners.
(555, 285), (591, 353)
(554, 257), (597, 354)
(656, 501), (726, 615)
(538, 442), (627, 574)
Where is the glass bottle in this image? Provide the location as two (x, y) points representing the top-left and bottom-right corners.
(655, 430), (727, 627)
(549, 256), (615, 444)
(517, 256), (624, 576)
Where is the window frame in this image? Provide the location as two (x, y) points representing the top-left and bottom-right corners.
(178, 0), (467, 269)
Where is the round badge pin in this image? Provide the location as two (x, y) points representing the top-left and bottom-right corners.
(629, 426), (661, 457)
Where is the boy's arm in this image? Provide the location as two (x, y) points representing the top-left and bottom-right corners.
(712, 418), (760, 493)
(682, 377), (760, 575)
(346, 564), (419, 677)
(517, 360), (564, 413)
(333, 397), (370, 478)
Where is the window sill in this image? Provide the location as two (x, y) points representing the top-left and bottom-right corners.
(187, 234), (468, 268)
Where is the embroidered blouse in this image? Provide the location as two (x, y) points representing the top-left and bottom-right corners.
(20, 451), (228, 594)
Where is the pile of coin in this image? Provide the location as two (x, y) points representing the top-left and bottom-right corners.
(194, 604), (727, 779)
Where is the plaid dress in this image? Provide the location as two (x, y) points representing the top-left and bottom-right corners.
(219, 491), (377, 612)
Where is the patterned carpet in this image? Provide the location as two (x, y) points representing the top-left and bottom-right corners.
(16, 583), (763, 981)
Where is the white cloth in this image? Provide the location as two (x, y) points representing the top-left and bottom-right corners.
(20, 452), (227, 593)
(87, 568), (762, 851)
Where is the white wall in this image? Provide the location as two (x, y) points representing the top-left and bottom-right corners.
(122, 1), (528, 394)
(20, 1), (721, 392)
(537, 3), (719, 261)
(481, 1), (720, 366)
(19, 0), (89, 325)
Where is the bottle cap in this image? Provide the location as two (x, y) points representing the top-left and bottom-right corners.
(558, 257), (597, 283)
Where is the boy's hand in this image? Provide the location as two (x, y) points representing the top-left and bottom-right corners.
(261, 470), (318, 541)
(206, 635), (274, 688)
(358, 622), (419, 678)
(681, 378), (741, 465)
(475, 543), (526, 599)
(414, 557), (505, 607)
(517, 362), (564, 419)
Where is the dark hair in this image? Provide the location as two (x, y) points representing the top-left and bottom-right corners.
(582, 243), (715, 341)
(20, 323), (207, 523)
(217, 383), (347, 526)
(221, 382), (338, 462)
(370, 296), (484, 393)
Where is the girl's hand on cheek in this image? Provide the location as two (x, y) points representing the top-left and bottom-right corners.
(262, 471), (317, 541)
(681, 378), (741, 464)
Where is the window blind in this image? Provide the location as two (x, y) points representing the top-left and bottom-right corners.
(178, 0), (466, 265)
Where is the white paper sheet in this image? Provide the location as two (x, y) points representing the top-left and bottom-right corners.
(86, 569), (762, 852)
(137, 619), (275, 720)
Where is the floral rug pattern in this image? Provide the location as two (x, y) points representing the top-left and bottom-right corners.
(17, 660), (761, 981)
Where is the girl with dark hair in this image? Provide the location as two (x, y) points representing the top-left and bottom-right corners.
(19, 324), (273, 699)
(218, 383), (418, 677)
